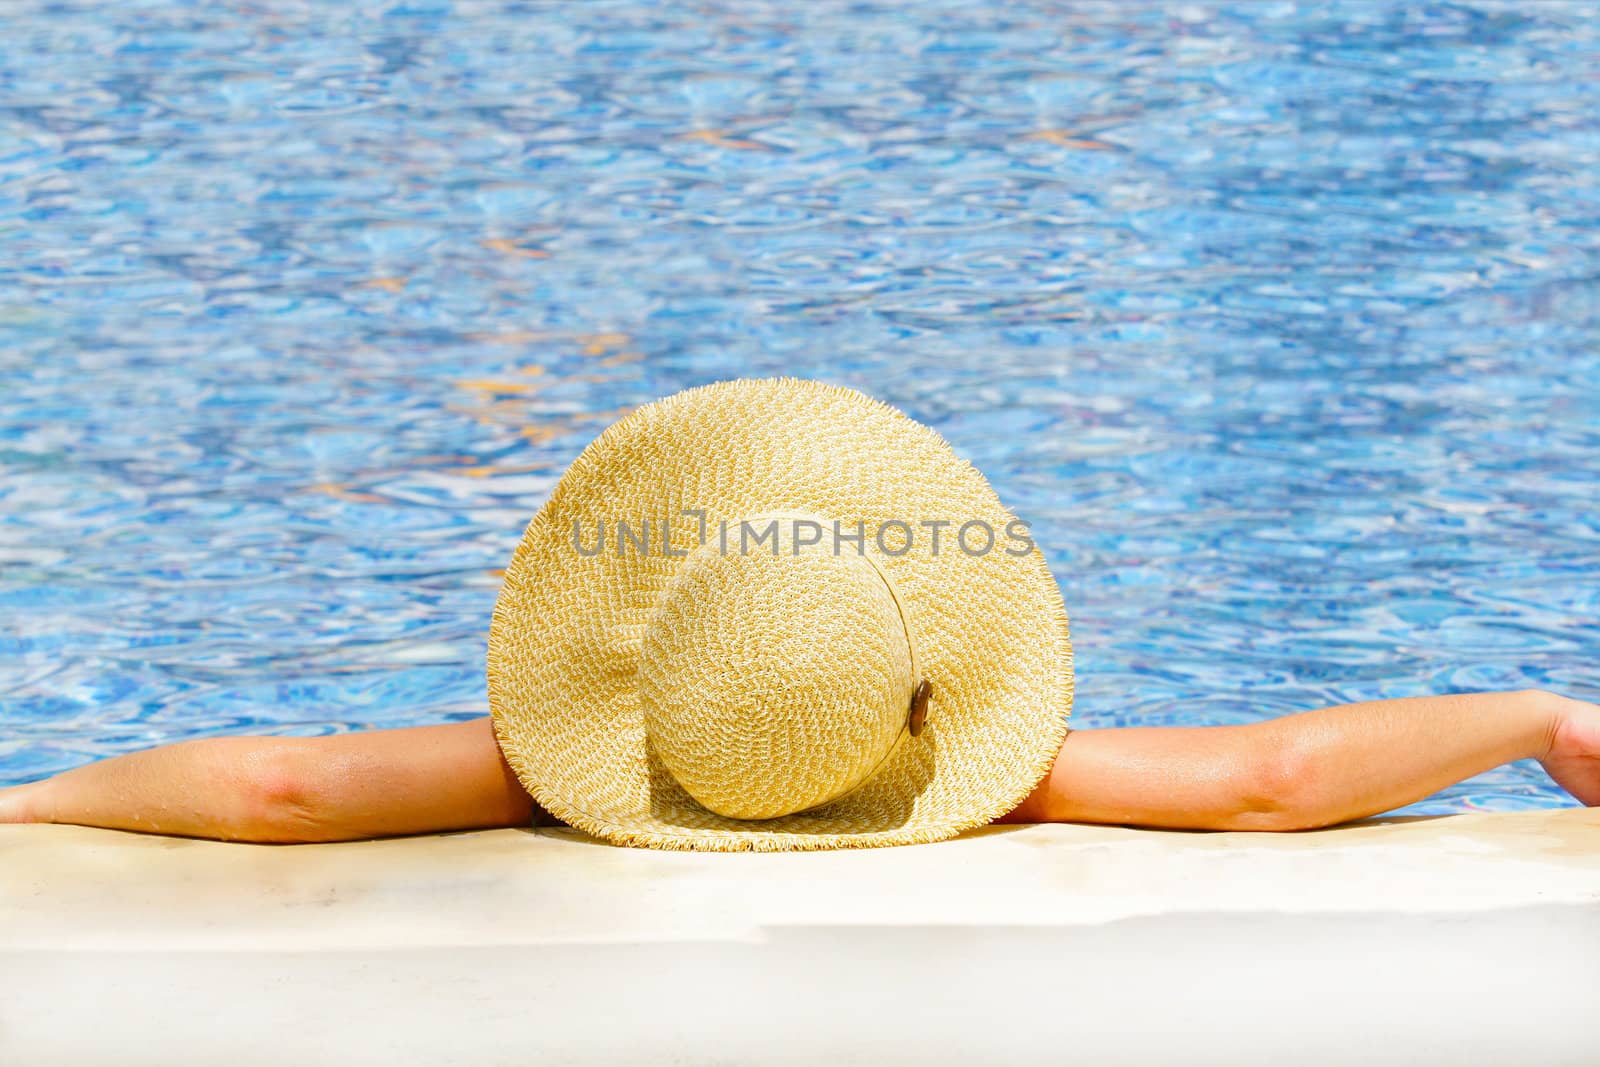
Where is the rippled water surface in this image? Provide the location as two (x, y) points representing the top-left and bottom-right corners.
(3, 2), (1597, 814)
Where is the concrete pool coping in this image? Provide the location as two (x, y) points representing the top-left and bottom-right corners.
(4, 808), (1598, 1064)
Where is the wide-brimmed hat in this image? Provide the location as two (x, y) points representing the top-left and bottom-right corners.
(488, 377), (1072, 850)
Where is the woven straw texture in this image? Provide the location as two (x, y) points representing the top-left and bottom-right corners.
(488, 378), (1073, 851)
(639, 524), (919, 820)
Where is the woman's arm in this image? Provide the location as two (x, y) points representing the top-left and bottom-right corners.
(4, 690), (1595, 842)
(0, 718), (539, 843)
(999, 688), (1590, 830)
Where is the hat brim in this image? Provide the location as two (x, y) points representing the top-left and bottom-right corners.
(488, 378), (1073, 851)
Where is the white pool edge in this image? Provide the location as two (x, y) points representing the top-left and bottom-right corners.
(3, 809), (1597, 1064)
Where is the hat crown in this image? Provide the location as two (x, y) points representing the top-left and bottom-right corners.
(638, 520), (917, 821)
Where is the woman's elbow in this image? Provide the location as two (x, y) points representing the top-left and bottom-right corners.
(223, 742), (336, 843)
(1229, 733), (1328, 832)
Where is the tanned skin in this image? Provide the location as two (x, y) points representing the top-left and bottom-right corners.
(2, 689), (1596, 843)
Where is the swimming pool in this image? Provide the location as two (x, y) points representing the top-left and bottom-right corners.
(2, 1), (1595, 815)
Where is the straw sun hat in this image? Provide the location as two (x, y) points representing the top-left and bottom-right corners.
(488, 377), (1073, 851)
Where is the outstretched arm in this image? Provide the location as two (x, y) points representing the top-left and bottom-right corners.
(0, 718), (540, 843)
(1000, 688), (1595, 830)
(5, 690), (1596, 841)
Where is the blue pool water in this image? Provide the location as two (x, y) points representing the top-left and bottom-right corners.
(2, 2), (1597, 815)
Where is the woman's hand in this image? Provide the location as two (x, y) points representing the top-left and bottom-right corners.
(1538, 693), (1600, 806)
